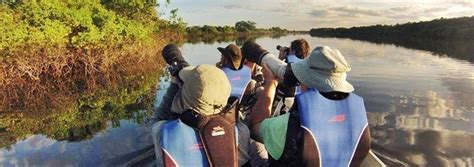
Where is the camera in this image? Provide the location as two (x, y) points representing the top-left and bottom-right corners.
(276, 45), (290, 56)
(167, 62), (183, 76)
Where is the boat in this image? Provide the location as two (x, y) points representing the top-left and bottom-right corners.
(125, 147), (386, 167)
(361, 150), (386, 167)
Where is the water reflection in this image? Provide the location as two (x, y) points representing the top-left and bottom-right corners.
(0, 119), (152, 166)
(310, 34), (474, 63)
(185, 33), (288, 45)
(0, 68), (164, 165)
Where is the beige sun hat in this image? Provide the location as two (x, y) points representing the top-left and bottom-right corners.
(291, 46), (354, 93)
(171, 64), (231, 115)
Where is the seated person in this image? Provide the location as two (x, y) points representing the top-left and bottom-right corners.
(274, 39), (311, 116)
(216, 44), (264, 119)
(216, 44), (256, 100)
(277, 38), (310, 62)
(150, 44), (253, 166)
(243, 41), (371, 166)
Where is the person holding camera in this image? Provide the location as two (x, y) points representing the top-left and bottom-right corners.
(272, 39), (310, 116)
(242, 41), (371, 166)
(277, 38), (310, 63)
(149, 44), (254, 166)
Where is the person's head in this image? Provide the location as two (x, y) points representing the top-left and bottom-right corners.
(171, 65), (232, 115)
(290, 46), (354, 93)
(290, 39), (310, 59)
(218, 44), (243, 70)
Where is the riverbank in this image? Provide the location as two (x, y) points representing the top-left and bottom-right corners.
(309, 16), (474, 40)
(185, 21), (308, 42)
(309, 16), (474, 63)
(0, 2), (184, 112)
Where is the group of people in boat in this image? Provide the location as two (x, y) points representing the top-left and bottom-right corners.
(148, 39), (371, 167)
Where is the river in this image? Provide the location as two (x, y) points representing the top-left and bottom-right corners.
(1, 34), (473, 166)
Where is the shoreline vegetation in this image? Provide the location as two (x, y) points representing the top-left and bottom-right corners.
(309, 16), (474, 62)
(0, 1), (177, 147)
(0, 1), (304, 148)
(185, 20), (308, 44)
(309, 16), (474, 40)
(186, 20), (307, 36)
(0, 1), (182, 113)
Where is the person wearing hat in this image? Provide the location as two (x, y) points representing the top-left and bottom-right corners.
(216, 44), (246, 70)
(217, 44), (263, 92)
(150, 44), (254, 166)
(243, 42), (371, 166)
(217, 44), (264, 117)
(216, 44), (269, 165)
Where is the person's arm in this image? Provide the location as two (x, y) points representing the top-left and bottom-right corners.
(249, 64), (278, 142)
(150, 77), (181, 123)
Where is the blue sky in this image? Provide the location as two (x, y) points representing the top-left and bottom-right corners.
(158, 0), (474, 30)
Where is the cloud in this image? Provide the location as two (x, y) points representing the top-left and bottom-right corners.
(449, 0), (474, 7)
(165, 0), (474, 30)
(423, 7), (449, 13)
(223, 4), (242, 10)
(330, 6), (382, 17)
(309, 9), (331, 17)
(390, 6), (416, 12)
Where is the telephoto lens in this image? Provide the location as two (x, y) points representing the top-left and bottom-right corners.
(162, 44), (190, 76)
(242, 41), (287, 79)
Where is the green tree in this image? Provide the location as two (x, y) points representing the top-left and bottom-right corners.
(235, 20), (256, 32)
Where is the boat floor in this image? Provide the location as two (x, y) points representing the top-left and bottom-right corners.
(125, 148), (387, 167)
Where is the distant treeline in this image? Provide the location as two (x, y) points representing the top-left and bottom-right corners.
(187, 20), (307, 36)
(310, 16), (474, 40)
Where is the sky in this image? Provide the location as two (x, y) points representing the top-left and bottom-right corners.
(158, 0), (474, 30)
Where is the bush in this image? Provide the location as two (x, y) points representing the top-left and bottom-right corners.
(0, 1), (158, 57)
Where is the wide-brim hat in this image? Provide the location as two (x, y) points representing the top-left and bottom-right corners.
(171, 65), (231, 115)
(218, 44), (243, 70)
(291, 46), (354, 93)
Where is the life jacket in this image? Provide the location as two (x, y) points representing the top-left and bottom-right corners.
(296, 88), (370, 167)
(160, 98), (239, 167)
(221, 65), (252, 102)
(296, 89), (368, 167)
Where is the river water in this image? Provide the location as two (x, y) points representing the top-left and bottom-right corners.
(1, 34), (473, 166)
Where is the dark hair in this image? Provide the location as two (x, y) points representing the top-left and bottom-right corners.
(290, 39), (310, 59)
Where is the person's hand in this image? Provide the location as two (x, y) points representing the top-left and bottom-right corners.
(262, 64), (278, 87)
(170, 76), (182, 87)
(278, 46), (289, 60)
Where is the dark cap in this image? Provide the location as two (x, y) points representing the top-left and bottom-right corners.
(217, 44), (243, 70)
